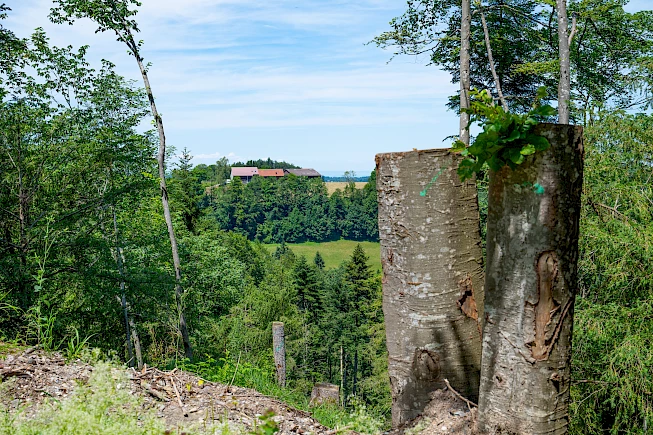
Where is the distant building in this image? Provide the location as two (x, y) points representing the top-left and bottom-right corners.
(230, 167), (322, 183)
(284, 168), (321, 178)
(258, 169), (285, 178)
(230, 167), (258, 183)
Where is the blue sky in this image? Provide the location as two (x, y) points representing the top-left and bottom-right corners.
(4, 0), (650, 176)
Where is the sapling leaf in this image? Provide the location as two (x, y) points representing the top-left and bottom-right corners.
(520, 144), (536, 155)
(509, 147), (526, 164)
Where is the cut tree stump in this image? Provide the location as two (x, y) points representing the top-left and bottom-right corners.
(477, 124), (584, 435)
(310, 383), (339, 405)
(376, 149), (485, 427)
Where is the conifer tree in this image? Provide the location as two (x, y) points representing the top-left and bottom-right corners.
(313, 251), (325, 270)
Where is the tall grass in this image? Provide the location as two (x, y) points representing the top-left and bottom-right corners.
(178, 356), (385, 433)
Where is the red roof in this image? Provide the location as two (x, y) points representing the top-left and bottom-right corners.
(231, 167), (259, 177)
(259, 169), (284, 177)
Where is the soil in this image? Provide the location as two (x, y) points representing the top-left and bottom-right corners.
(0, 347), (477, 434)
(385, 389), (478, 435)
(0, 347), (335, 434)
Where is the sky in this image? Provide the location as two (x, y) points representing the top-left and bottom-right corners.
(3, 0), (650, 176)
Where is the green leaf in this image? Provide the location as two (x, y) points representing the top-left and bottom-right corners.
(451, 140), (467, 153)
(504, 128), (521, 142)
(531, 105), (557, 118)
(520, 144), (536, 155)
(526, 134), (550, 151)
(509, 147), (526, 164)
(488, 153), (504, 171)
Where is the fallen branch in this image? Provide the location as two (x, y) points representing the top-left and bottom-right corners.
(141, 381), (169, 402)
(443, 378), (478, 411)
(170, 375), (188, 417)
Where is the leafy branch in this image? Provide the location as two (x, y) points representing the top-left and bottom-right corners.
(452, 87), (557, 181)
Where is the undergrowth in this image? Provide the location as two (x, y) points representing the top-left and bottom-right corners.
(0, 362), (233, 435)
(178, 356), (385, 433)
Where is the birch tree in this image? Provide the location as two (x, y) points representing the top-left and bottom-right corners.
(50, 0), (193, 359)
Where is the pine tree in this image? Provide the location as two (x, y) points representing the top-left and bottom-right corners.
(313, 251), (325, 270)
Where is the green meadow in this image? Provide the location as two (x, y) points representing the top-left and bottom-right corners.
(264, 240), (382, 271)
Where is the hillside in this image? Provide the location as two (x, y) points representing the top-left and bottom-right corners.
(0, 347), (476, 435)
(0, 348), (332, 434)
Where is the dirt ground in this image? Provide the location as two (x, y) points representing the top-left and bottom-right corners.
(0, 347), (476, 434)
(0, 348), (334, 434)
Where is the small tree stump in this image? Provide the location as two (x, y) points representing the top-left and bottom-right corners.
(310, 383), (339, 405)
(272, 322), (286, 387)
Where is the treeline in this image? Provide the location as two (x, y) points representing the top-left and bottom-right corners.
(0, 19), (388, 417)
(202, 171), (379, 243)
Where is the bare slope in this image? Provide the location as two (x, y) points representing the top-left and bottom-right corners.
(0, 348), (334, 434)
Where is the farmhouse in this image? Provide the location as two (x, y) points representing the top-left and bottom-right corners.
(284, 168), (322, 178)
(230, 167), (258, 183)
(230, 167), (321, 184)
(258, 169), (285, 178)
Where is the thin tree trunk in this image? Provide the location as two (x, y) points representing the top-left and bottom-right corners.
(377, 149), (485, 427)
(113, 208), (134, 367)
(106, 0), (193, 360)
(480, 6), (508, 111)
(477, 124), (584, 434)
(557, 0), (571, 124)
(138, 57), (192, 361)
(128, 308), (144, 370)
(460, 0), (472, 145)
(352, 349), (358, 397)
(340, 346), (344, 406)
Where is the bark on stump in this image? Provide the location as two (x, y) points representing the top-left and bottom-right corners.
(272, 322), (286, 388)
(477, 124), (584, 435)
(310, 383), (340, 405)
(376, 149), (485, 427)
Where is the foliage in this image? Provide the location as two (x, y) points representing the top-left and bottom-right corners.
(231, 158), (300, 170)
(0, 363), (167, 435)
(452, 87), (556, 181)
(208, 171), (378, 243)
(373, 0), (653, 120)
(570, 112), (653, 434)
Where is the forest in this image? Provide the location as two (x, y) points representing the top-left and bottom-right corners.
(0, 0), (652, 434)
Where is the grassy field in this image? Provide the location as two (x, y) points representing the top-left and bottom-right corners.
(324, 182), (367, 195)
(264, 240), (381, 271)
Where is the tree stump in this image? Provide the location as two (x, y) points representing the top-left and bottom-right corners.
(272, 322), (286, 388)
(310, 383), (340, 405)
(477, 124), (584, 434)
(376, 149), (485, 427)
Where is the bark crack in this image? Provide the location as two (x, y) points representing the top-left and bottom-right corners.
(526, 251), (569, 361)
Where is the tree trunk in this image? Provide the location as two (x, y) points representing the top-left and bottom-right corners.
(557, 0), (571, 124)
(129, 312), (144, 370)
(113, 209), (134, 367)
(480, 6), (508, 111)
(111, 16), (193, 360)
(377, 149), (485, 427)
(352, 348), (358, 397)
(272, 322), (286, 387)
(340, 346), (345, 406)
(477, 124), (583, 434)
(460, 0), (472, 145)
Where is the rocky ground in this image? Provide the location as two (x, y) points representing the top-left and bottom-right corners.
(0, 347), (334, 434)
(0, 347), (476, 434)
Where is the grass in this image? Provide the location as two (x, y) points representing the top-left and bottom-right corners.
(178, 357), (385, 434)
(264, 240), (381, 272)
(324, 182), (367, 195)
